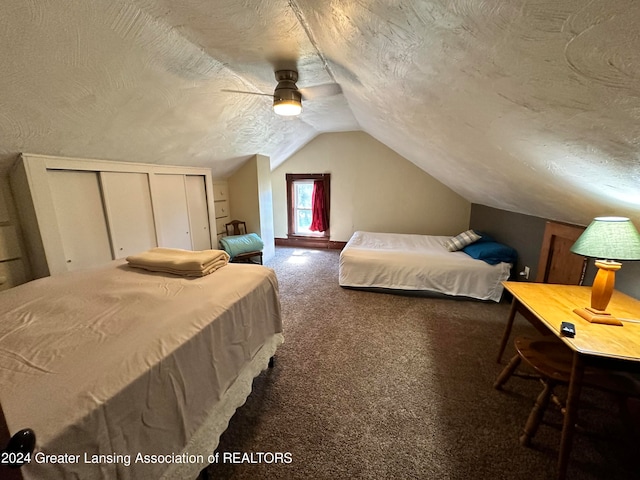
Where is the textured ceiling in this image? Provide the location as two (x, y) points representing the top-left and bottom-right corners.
(0, 0), (638, 226)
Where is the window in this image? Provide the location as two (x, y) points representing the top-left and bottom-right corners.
(293, 180), (314, 234)
(286, 173), (330, 241)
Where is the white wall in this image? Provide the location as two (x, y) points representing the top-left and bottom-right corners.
(228, 157), (260, 232)
(272, 131), (471, 242)
(228, 155), (275, 260)
(256, 155), (275, 260)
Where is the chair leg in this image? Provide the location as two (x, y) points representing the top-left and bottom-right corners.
(520, 379), (554, 446)
(494, 354), (522, 390)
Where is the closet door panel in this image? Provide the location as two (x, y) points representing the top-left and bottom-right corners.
(153, 174), (192, 250)
(0, 260), (27, 291)
(101, 172), (157, 258)
(185, 175), (211, 250)
(47, 170), (113, 271)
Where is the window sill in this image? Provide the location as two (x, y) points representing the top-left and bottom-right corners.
(278, 235), (331, 249)
(289, 233), (329, 239)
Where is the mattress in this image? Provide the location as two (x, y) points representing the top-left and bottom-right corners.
(0, 260), (283, 479)
(339, 231), (511, 302)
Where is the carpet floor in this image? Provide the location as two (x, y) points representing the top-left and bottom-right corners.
(207, 247), (639, 479)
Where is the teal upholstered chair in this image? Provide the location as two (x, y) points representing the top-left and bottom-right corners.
(222, 220), (263, 264)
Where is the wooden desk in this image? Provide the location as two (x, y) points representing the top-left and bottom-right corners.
(498, 281), (640, 480)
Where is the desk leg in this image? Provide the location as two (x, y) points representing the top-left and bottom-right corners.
(497, 298), (519, 363)
(558, 352), (584, 480)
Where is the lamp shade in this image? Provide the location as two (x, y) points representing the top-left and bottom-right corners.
(570, 216), (640, 261)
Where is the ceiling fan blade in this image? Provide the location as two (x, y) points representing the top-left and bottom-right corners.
(221, 89), (273, 98)
(299, 83), (342, 101)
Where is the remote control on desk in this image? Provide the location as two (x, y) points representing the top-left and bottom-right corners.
(561, 321), (576, 338)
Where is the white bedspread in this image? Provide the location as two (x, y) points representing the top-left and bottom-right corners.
(0, 260), (282, 479)
(339, 231), (511, 302)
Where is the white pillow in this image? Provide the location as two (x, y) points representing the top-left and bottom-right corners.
(444, 230), (481, 252)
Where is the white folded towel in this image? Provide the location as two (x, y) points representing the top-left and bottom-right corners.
(126, 248), (230, 277)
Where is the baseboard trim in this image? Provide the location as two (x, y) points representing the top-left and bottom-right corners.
(275, 237), (347, 250)
(328, 241), (347, 250)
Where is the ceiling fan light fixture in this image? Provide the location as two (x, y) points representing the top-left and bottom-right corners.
(273, 70), (302, 116)
(273, 98), (302, 116)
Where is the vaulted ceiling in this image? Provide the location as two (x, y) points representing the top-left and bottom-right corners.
(1, 0), (638, 226)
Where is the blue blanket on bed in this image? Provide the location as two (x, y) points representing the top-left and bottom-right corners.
(220, 233), (264, 259)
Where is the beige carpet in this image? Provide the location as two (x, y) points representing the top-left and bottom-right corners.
(207, 247), (638, 480)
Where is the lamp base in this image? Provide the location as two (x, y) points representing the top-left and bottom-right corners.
(573, 307), (623, 326)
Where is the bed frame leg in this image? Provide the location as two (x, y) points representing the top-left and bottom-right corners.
(268, 356), (275, 368)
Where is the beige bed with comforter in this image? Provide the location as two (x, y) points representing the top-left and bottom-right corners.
(0, 258), (283, 480)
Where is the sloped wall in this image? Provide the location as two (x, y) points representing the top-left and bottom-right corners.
(271, 131), (471, 242)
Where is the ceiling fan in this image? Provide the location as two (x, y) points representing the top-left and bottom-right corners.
(222, 70), (342, 116)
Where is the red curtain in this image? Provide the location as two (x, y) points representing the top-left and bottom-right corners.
(309, 180), (329, 232)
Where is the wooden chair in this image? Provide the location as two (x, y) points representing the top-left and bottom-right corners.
(225, 220), (248, 236)
(223, 220), (263, 265)
(495, 336), (640, 446)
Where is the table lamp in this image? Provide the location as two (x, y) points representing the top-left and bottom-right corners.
(570, 216), (640, 324)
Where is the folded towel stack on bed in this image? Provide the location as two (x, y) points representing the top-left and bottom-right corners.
(126, 247), (230, 276)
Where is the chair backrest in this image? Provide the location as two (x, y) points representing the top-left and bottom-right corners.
(225, 220), (247, 236)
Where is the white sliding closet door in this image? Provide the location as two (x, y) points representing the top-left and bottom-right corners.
(185, 175), (212, 250)
(100, 172), (157, 258)
(153, 174), (192, 250)
(47, 170), (112, 271)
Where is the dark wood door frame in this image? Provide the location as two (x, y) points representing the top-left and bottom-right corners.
(285, 173), (331, 247)
(536, 221), (587, 285)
